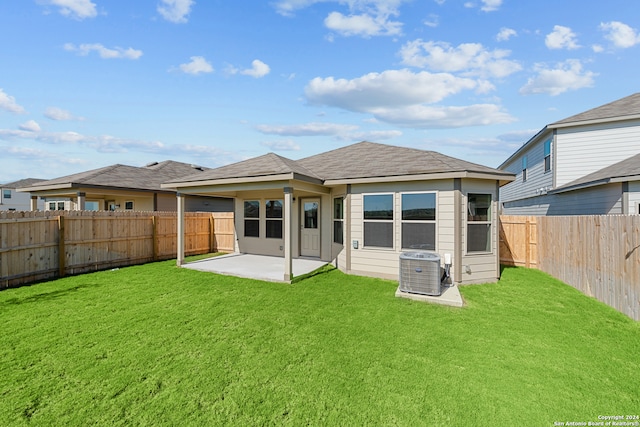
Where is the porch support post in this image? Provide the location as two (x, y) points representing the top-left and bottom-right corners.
(283, 186), (293, 282)
(76, 192), (85, 211)
(177, 192), (185, 266)
(30, 195), (38, 211)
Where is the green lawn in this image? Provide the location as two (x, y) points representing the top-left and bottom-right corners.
(1, 259), (638, 426)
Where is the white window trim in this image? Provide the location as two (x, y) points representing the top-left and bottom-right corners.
(265, 199), (284, 240)
(465, 192), (494, 255)
(400, 191), (438, 251)
(333, 196), (345, 245)
(243, 199), (261, 238)
(362, 192), (395, 250)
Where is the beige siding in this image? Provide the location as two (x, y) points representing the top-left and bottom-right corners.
(460, 179), (500, 284)
(344, 179), (491, 282)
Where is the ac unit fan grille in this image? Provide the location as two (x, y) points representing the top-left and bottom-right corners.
(399, 252), (441, 296)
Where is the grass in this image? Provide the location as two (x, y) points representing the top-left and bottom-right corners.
(0, 260), (638, 426)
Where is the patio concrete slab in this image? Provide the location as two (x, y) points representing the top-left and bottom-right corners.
(395, 283), (464, 308)
(182, 253), (327, 282)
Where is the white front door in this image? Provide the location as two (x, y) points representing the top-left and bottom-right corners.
(300, 198), (320, 257)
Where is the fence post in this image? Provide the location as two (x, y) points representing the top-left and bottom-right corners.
(58, 215), (66, 277)
(209, 214), (215, 253)
(152, 215), (158, 261)
(525, 217), (531, 268)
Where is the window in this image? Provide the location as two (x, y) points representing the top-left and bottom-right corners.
(49, 202), (56, 210)
(2, 189), (11, 199)
(522, 156), (528, 182)
(544, 139), (552, 172)
(363, 194), (393, 248)
(125, 201), (134, 210)
(467, 194), (492, 253)
(244, 200), (260, 237)
(49, 201), (65, 210)
(265, 200), (283, 239)
(401, 192), (436, 250)
(58, 202), (65, 210)
(333, 197), (344, 245)
(85, 201), (99, 211)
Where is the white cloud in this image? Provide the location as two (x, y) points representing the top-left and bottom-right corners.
(324, 11), (402, 37)
(43, 0), (97, 20)
(481, 0), (502, 11)
(240, 60), (271, 78)
(64, 43), (143, 59)
(399, 40), (521, 78)
(423, 14), (438, 28)
(496, 27), (516, 42)
(305, 69), (479, 112)
(260, 140), (301, 151)
(255, 122), (358, 136)
(340, 129), (402, 141)
(19, 120), (41, 132)
(178, 56), (214, 75)
(520, 59), (596, 96)
(600, 21), (640, 48)
(545, 25), (580, 50)
(158, 0), (194, 24)
(592, 44), (604, 53)
(369, 104), (514, 128)
(0, 88), (26, 114)
(274, 0), (406, 37)
(44, 107), (84, 121)
(304, 69), (514, 128)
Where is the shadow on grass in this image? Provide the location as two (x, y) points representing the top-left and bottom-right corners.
(292, 264), (336, 283)
(0, 283), (103, 307)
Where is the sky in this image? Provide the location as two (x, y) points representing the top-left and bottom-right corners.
(1, 0), (640, 183)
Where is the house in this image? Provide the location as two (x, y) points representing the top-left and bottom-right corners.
(499, 93), (640, 215)
(18, 160), (233, 212)
(0, 178), (46, 211)
(163, 141), (515, 283)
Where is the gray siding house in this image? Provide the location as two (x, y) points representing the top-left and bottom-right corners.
(164, 142), (515, 284)
(500, 93), (640, 215)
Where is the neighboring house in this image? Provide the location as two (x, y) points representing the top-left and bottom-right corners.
(18, 161), (233, 212)
(164, 141), (515, 284)
(0, 178), (46, 211)
(500, 92), (640, 215)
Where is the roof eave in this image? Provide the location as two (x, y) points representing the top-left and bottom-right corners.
(323, 171), (515, 186)
(498, 126), (552, 169)
(162, 173), (297, 189)
(549, 114), (640, 129)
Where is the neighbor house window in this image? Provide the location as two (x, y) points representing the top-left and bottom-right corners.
(265, 200), (283, 239)
(467, 193), (492, 253)
(333, 197), (344, 245)
(85, 201), (100, 211)
(544, 139), (552, 172)
(48, 201), (65, 210)
(2, 189), (11, 199)
(363, 194), (393, 248)
(401, 192), (436, 250)
(58, 202), (65, 210)
(125, 201), (134, 210)
(244, 200), (260, 237)
(522, 156), (528, 182)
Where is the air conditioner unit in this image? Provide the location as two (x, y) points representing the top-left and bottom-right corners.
(399, 251), (441, 296)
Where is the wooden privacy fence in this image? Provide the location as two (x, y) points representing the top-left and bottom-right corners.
(500, 215), (640, 321)
(0, 211), (234, 288)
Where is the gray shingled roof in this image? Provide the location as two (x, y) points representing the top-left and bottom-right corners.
(167, 141), (512, 185)
(298, 141), (509, 180)
(2, 178), (46, 189)
(552, 153), (640, 193)
(24, 160), (209, 192)
(551, 92), (640, 126)
(173, 153), (323, 183)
